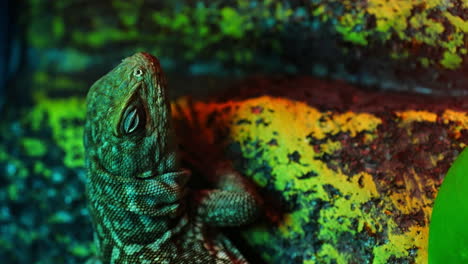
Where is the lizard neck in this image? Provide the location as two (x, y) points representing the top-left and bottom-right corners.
(85, 166), (191, 261)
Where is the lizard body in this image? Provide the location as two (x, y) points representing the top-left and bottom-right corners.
(83, 53), (260, 264)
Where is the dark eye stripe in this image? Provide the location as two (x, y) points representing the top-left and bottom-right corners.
(123, 107), (139, 134)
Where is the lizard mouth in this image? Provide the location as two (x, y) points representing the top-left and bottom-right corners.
(136, 169), (191, 184)
(151, 200), (185, 217)
(137, 170), (156, 179)
(133, 169), (191, 197)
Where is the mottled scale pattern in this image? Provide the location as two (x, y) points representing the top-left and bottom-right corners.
(83, 53), (260, 263)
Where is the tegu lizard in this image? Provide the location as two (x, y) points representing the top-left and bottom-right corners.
(83, 52), (261, 264)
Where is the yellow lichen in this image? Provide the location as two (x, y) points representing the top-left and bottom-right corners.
(444, 13), (468, 34)
(367, 0), (413, 37)
(396, 110), (438, 123)
(442, 110), (468, 138)
(374, 225), (428, 263)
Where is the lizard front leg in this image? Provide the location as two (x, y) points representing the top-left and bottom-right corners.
(193, 161), (262, 227)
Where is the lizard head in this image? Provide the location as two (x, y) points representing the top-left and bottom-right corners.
(84, 52), (180, 182)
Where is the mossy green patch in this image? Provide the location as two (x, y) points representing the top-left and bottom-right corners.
(366, 0), (413, 37)
(336, 12), (369, 45)
(150, 6), (226, 60)
(21, 138), (47, 157)
(220, 7), (252, 39)
(48, 211), (73, 224)
(27, 92), (85, 168)
(72, 28), (139, 48)
(33, 161), (52, 178)
(274, 2), (293, 22)
(444, 13), (468, 34)
(112, 0), (144, 28)
(318, 0), (467, 69)
(34, 71), (87, 92)
(53, 17), (65, 38)
(441, 51), (463, 70)
(69, 243), (95, 257)
(419, 57), (431, 67)
(7, 184), (19, 201)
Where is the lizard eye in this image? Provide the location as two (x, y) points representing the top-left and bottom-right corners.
(120, 105), (145, 135)
(133, 68), (144, 78)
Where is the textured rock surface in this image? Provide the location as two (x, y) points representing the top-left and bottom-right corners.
(171, 79), (468, 263)
(15, 0), (468, 98)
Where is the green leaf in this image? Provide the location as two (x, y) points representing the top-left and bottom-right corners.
(429, 147), (468, 263)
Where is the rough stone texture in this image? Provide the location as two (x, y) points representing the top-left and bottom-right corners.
(13, 0), (468, 99)
(171, 77), (468, 263)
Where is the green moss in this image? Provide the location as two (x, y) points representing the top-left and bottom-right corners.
(367, 0), (413, 38)
(172, 13), (190, 30)
(0, 146), (9, 161)
(220, 7), (251, 39)
(18, 167), (29, 179)
(27, 92), (85, 168)
(419, 57), (431, 67)
(21, 138), (47, 157)
(34, 71), (48, 84)
(274, 2), (293, 22)
(390, 50), (409, 60)
(425, 22), (444, 36)
(28, 20), (52, 48)
(312, 5), (326, 17)
(151, 12), (172, 27)
(48, 211), (73, 224)
(445, 13), (468, 34)
(34, 161), (52, 178)
(314, 0), (467, 69)
(112, 0), (144, 28)
(336, 13), (369, 45)
(69, 243), (93, 257)
(243, 225), (276, 261)
(0, 239), (12, 251)
(252, 172), (268, 187)
(7, 184), (19, 201)
(53, 17), (64, 38)
(73, 28), (139, 48)
(440, 51), (462, 70)
(18, 229), (39, 244)
(34, 71), (87, 92)
(150, 6), (226, 61)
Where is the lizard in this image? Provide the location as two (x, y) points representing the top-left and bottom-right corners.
(83, 52), (261, 264)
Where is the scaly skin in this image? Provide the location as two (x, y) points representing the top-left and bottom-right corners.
(83, 52), (260, 264)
